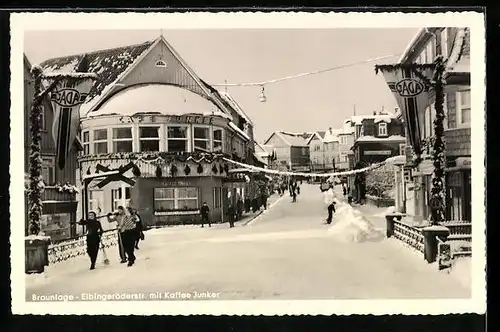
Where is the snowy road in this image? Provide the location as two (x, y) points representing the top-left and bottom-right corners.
(25, 184), (470, 300)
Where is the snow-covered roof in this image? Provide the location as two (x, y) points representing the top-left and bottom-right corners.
(355, 135), (406, 143)
(254, 142), (270, 156)
(218, 91), (254, 126)
(323, 129), (340, 143)
(86, 84), (222, 118)
(385, 155), (407, 166)
(277, 132), (311, 147)
(350, 111), (397, 125)
(374, 114), (393, 124)
(229, 122), (250, 141)
(40, 40), (154, 117)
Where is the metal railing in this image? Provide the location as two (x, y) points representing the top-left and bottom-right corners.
(47, 229), (118, 264)
(393, 220), (425, 253)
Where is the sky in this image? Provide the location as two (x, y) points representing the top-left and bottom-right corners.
(24, 28), (418, 143)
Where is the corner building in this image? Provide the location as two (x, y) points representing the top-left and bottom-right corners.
(41, 36), (259, 228)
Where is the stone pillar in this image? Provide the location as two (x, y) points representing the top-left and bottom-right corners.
(25, 236), (51, 274)
(422, 225), (450, 263)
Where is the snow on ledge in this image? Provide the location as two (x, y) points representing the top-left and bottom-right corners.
(374, 115), (393, 123)
(228, 122), (250, 141)
(356, 135), (406, 142)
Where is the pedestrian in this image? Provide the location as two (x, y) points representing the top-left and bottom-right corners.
(130, 208), (144, 249)
(73, 211), (103, 270)
(292, 189), (297, 202)
(296, 183), (300, 195)
(107, 206), (127, 263)
(237, 198), (244, 219)
(108, 206), (137, 266)
(324, 185), (337, 224)
(261, 188), (268, 210)
(227, 202), (235, 228)
(343, 184), (347, 196)
(251, 194), (259, 213)
(200, 202), (211, 228)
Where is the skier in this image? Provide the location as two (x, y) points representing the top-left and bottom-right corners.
(324, 184), (337, 224)
(73, 211), (103, 270)
(107, 206), (127, 263)
(200, 202), (211, 228)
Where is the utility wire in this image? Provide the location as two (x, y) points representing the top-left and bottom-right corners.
(212, 53), (401, 87)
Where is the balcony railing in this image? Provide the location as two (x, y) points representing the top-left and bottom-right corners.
(42, 187), (77, 202)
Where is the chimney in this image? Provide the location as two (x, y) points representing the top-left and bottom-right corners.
(373, 111), (377, 115)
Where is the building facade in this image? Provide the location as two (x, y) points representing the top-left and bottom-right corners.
(398, 27), (471, 222)
(263, 131), (311, 172)
(348, 111), (406, 202)
(24, 55), (81, 240)
(41, 36), (260, 229)
(307, 128), (340, 173)
(336, 121), (355, 171)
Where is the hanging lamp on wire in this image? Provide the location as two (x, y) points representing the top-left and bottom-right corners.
(259, 85), (267, 103)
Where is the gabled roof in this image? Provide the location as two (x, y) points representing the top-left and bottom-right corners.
(277, 132), (311, 147)
(218, 91), (254, 126)
(40, 40), (154, 116)
(254, 141), (270, 155)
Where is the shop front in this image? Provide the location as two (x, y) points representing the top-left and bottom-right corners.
(445, 157), (471, 222)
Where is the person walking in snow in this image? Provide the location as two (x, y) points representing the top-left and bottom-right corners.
(72, 211), (103, 270)
(200, 202), (211, 228)
(324, 185), (337, 224)
(261, 187), (269, 210)
(107, 206), (127, 263)
(129, 208), (144, 249)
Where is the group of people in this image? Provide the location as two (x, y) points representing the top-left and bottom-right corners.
(74, 206), (144, 270)
(274, 179), (301, 203)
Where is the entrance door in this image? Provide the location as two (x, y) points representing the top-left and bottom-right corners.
(463, 171), (471, 222)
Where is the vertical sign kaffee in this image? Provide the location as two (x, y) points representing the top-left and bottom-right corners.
(50, 78), (94, 170)
(376, 65), (435, 159)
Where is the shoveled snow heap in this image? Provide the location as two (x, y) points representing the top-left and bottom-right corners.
(328, 201), (385, 243)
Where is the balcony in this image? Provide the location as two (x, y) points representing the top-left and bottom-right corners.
(42, 187), (77, 203)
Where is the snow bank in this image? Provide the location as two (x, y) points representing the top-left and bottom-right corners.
(445, 257), (472, 290)
(328, 202), (385, 243)
(374, 206), (396, 217)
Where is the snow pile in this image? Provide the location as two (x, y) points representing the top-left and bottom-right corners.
(445, 257), (472, 290)
(328, 202), (385, 243)
(374, 206), (396, 217)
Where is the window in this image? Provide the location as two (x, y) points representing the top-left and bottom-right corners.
(41, 156), (55, 184)
(139, 126), (160, 152)
(213, 128), (223, 152)
(340, 136), (347, 145)
(93, 129), (108, 154)
(426, 40), (434, 63)
(399, 143), (406, 156)
(456, 89), (471, 126)
(112, 127), (133, 153)
(111, 187), (131, 211)
(154, 187), (199, 211)
(193, 126), (211, 152)
(424, 106), (432, 138)
(213, 187), (222, 209)
(82, 131), (90, 155)
(360, 125), (365, 137)
(167, 126), (188, 152)
(88, 190), (103, 214)
(441, 28), (449, 58)
(378, 123), (388, 136)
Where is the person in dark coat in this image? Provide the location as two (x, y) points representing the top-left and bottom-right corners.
(236, 198), (244, 219)
(107, 206), (128, 263)
(251, 194), (259, 213)
(73, 211), (103, 270)
(261, 188), (269, 210)
(227, 201), (235, 228)
(129, 208), (144, 249)
(200, 202), (211, 228)
(296, 183), (300, 195)
(292, 188), (297, 202)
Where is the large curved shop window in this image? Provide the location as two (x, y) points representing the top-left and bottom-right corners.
(193, 126), (210, 153)
(213, 128), (223, 152)
(167, 126), (188, 152)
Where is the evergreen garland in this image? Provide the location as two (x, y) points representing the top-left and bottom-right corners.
(184, 165), (191, 175)
(28, 67), (44, 235)
(171, 164), (178, 177)
(197, 164), (203, 174)
(429, 58), (446, 225)
(212, 164), (218, 174)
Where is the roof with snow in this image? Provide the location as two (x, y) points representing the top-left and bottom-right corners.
(86, 84), (223, 118)
(218, 91), (254, 126)
(349, 111), (397, 125)
(355, 135), (406, 143)
(276, 132), (312, 147)
(254, 141), (270, 156)
(40, 40), (154, 116)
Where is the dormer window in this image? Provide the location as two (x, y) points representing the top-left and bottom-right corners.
(378, 122), (388, 136)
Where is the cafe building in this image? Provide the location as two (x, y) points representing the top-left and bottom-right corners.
(41, 35), (260, 228)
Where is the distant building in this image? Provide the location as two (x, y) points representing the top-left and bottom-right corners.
(336, 121), (355, 171)
(263, 131), (311, 172)
(254, 141), (271, 168)
(348, 110), (406, 202)
(24, 54), (82, 240)
(306, 128), (340, 173)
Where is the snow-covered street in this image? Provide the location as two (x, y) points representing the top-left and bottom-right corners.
(25, 184), (471, 301)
